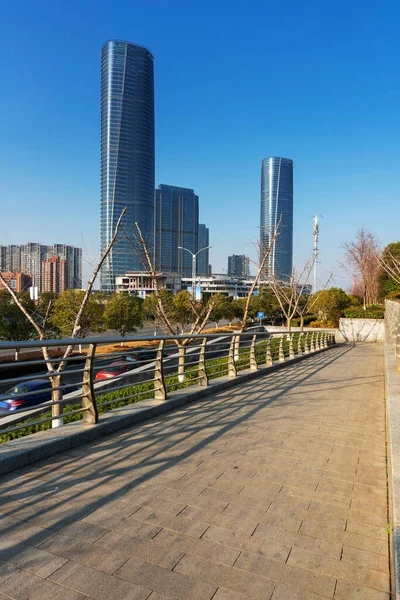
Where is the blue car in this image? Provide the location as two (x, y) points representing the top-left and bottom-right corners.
(0, 379), (52, 415)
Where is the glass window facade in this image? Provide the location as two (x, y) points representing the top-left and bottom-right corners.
(100, 40), (155, 292)
(155, 185), (199, 277)
(260, 157), (293, 282)
(197, 224), (210, 275)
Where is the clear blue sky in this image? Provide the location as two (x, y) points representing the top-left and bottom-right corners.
(1, 0), (399, 287)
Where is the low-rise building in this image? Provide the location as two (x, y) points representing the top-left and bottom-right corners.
(115, 272), (182, 297)
(0, 271), (32, 293)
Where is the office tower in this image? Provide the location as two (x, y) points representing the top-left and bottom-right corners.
(0, 244), (82, 292)
(42, 256), (67, 292)
(155, 185), (199, 276)
(228, 254), (250, 278)
(260, 157), (293, 282)
(100, 40), (155, 292)
(197, 224), (210, 276)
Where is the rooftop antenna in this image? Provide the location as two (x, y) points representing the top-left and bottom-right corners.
(312, 215), (322, 294)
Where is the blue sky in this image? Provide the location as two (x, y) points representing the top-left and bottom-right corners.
(1, 0), (399, 286)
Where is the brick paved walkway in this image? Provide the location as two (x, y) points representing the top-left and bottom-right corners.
(0, 343), (389, 599)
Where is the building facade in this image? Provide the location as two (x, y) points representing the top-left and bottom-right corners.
(155, 184), (199, 277)
(42, 256), (67, 293)
(197, 224), (210, 275)
(0, 272), (32, 293)
(0, 244), (82, 293)
(260, 157), (293, 282)
(115, 272), (182, 296)
(227, 254), (250, 278)
(100, 40), (155, 293)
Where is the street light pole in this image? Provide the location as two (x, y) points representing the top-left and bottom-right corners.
(178, 245), (212, 299)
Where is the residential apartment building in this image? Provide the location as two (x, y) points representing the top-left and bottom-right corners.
(42, 256), (67, 293)
(228, 254), (250, 278)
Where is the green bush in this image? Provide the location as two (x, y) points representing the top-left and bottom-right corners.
(343, 305), (385, 319)
(291, 315), (317, 327)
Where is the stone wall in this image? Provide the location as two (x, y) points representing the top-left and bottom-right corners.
(337, 318), (385, 342)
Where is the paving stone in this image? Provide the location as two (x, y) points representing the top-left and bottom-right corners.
(40, 532), (130, 573)
(49, 560), (151, 600)
(271, 582), (333, 599)
(131, 507), (209, 537)
(300, 520), (389, 556)
(95, 529), (185, 569)
(116, 557), (217, 599)
(334, 579), (390, 599)
(341, 545), (389, 573)
(235, 550), (336, 598)
(0, 534), (68, 577)
(0, 567), (87, 600)
(173, 553), (275, 599)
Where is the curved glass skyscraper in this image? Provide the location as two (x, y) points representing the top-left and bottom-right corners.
(100, 40), (155, 292)
(260, 157), (293, 282)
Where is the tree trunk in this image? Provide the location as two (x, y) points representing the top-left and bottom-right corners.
(14, 348), (20, 362)
(51, 374), (64, 428)
(178, 346), (186, 382)
(287, 318), (291, 332)
(300, 315), (304, 332)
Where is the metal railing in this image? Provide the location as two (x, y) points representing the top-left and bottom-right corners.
(0, 329), (336, 438)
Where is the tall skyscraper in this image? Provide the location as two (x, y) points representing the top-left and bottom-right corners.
(197, 224), (210, 275)
(155, 185), (199, 276)
(228, 254), (250, 278)
(260, 157), (293, 282)
(100, 40), (155, 292)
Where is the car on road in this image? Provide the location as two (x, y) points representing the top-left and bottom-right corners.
(0, 379), (52, 414)
(95, 361), (138, 381)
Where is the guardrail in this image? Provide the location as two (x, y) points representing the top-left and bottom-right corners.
(386, 299), (400, 362)
(0, 329), (335, 440)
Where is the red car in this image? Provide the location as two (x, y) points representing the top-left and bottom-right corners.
(95, 361), (137, 381)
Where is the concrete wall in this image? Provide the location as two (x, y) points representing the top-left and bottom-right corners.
(337, 318), (385, 342)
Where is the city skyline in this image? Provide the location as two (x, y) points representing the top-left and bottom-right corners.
(1, 1), (400, 288)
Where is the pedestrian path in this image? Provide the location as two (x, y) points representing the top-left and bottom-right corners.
(0, 343), (389, 599)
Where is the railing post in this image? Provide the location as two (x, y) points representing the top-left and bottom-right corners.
(198, 337), (209, 386)
(289, 334), (295, 359)
(82, 343), (98, 424)
(266, 338), (273, 366)
(154, 340), (167, 400)
(315, 332), (320, 351)
(304, 333), (310, 354)
(250, 334), (258, 370)
(297, 333), (303, 356)
(310, 332), (315, 352)
(51, 372), (64, 428)
(279, 335), (285, 362)
(228, 336), (238, 378)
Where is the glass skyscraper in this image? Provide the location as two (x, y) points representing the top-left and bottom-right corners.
(197, 224), (210, 275)
(155, 185), (199, 277)
(100, 40), (155, 292)
(260, 157), (293, 282)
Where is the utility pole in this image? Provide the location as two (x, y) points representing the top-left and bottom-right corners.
(312, 215), (322, 294)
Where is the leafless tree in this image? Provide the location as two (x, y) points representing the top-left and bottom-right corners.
(240, 217), (281, 331)
(0, 208), (127, 427)
(264, 258), (316, 331)
(380, 248), (400, 287)
(341, 227), (380, 308)
(126, 222), (216, 380)
(296, 273), (333, 330)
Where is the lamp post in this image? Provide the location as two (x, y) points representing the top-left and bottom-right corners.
(24, 253), (38, 301)
(178, 245), (211, 299)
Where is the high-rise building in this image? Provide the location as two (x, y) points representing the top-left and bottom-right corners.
(155, 185), (199, 277)
(100, 40), (155, 293)
(260, 157), (293, 282)
(42, 256), (67, 293)
(227, 254), (250, 278)
(0, 244), (82, 293)
(0, 272), (32, 293)
(197, 224), (211, 275)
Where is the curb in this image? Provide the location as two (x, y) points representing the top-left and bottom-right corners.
(0, 344), (336, 477)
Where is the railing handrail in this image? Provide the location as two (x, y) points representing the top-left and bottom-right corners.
(0, 328), (335, 351)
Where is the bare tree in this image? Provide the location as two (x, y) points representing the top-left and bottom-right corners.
(342, 228), (380, 308)
(264, 258), (316, 331)
(380, 248), (400, 288)
(0, 208), (127, 427)
(126, 222), (216, 380)
(240, 217), (281, 331)
(296, 273), (333, 330)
